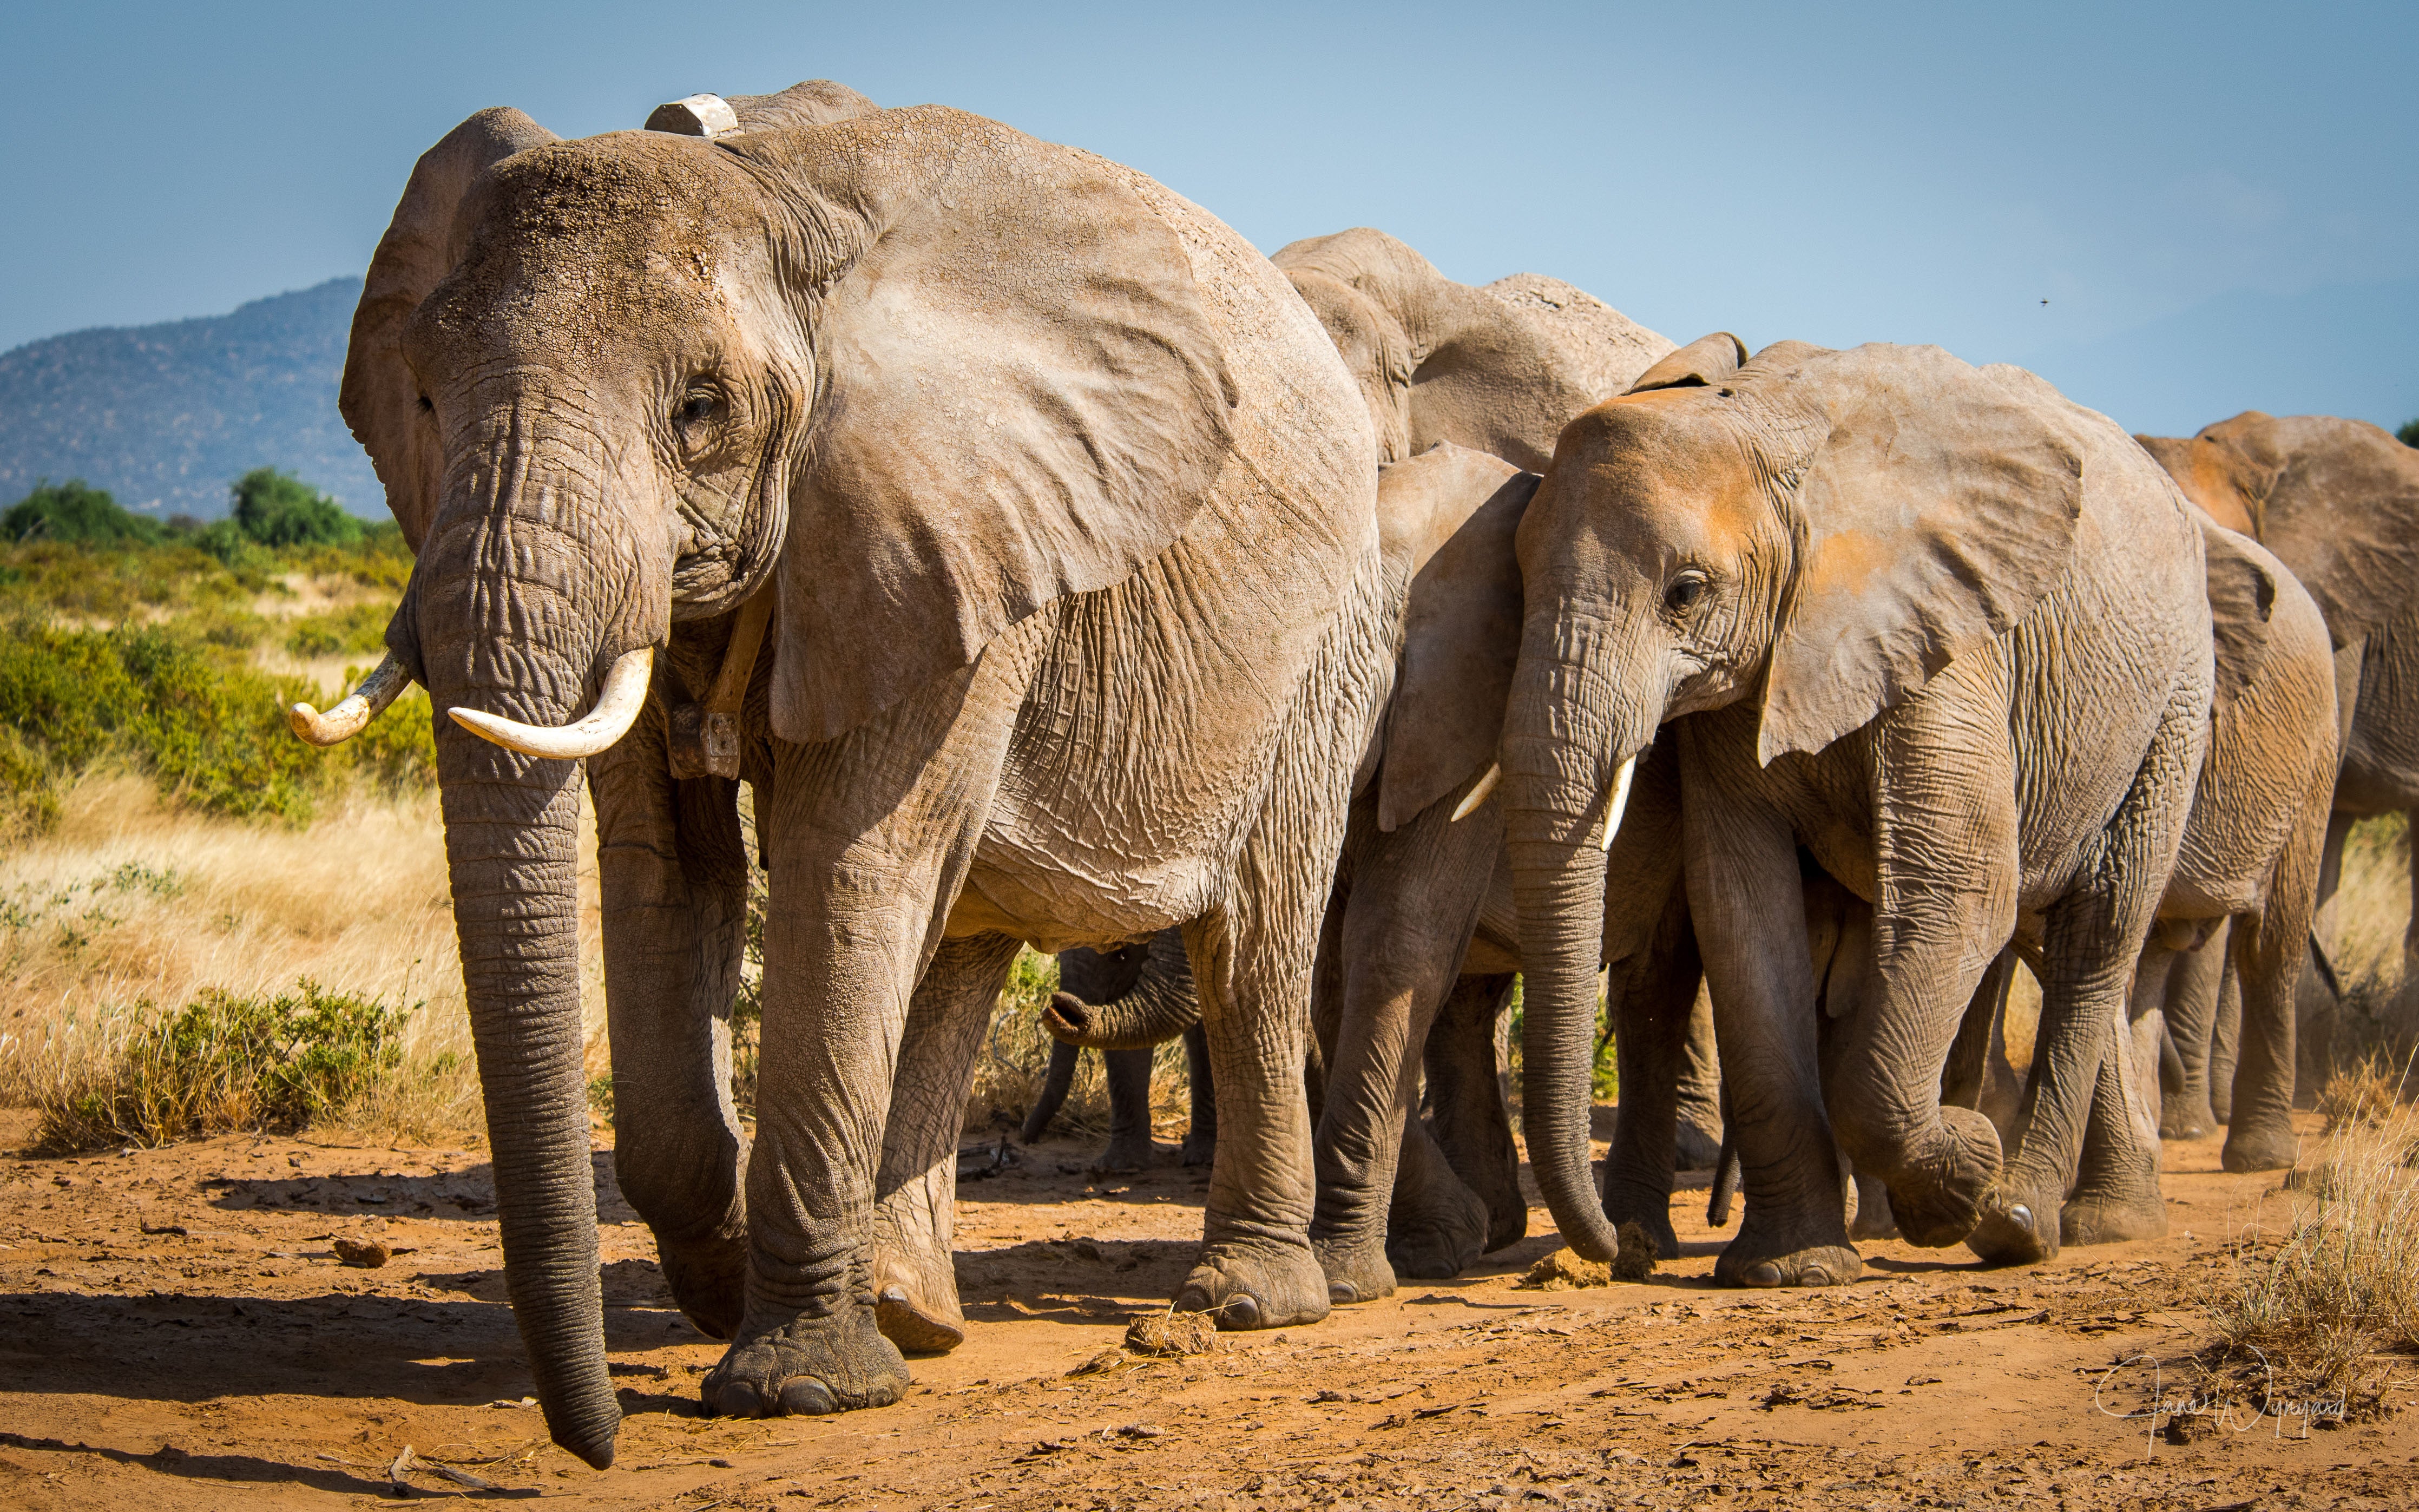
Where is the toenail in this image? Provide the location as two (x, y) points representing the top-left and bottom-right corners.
(1329, 1280), (1359, 1305)
(1173, 1287), (1214, 1315)
(1744, 1261), (1781, 1286)
(1801, 1266), (1833, 1287)
(779, 1378), (838, 1416)
(1219, 1294), (1260, 1329)
(2008, 1205), (2033, 1229)
(713, 1379), (763, 1419)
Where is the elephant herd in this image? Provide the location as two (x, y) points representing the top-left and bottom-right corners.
(285, 80), (2419, 1467)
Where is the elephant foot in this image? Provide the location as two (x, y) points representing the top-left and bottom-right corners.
(1175, 1242), (1331, 1331)
(1179, 1132), (1215, 1168)
(2059, 1194), (2168, 1247)
(874, 1284), (967, 1355)
(1090, 1135), (1158, 1175)
(1383, 1163), (1491, 1281)
(2159, 1095), (2218, 1142)
(1964, 1181), (2059, 1266)
(1713, 1211), (1859, 1289)
(1848, 1176), (1901, 1243)
(656, 1232), (748, 1342)
(2221, 1120), (2300, 1173)
(1602, 1183), (1681, 1260)
(1310, 1239), (1396, 1306)
(703, 1301), (908, 1419)
(1872, 1106), (2002, 1249)
(1674, 1119), (1724, 1173)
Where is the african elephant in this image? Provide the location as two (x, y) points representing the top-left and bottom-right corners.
(2137, 412), (2419, 1139)
(1504, 335), (2216, 1285)
(292, 86), (1398, 1462)
(1021, 930), (1215, 1171)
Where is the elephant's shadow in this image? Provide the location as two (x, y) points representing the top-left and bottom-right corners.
(0, 1426), (540, 1501)
(201, 1151), (642, 1226)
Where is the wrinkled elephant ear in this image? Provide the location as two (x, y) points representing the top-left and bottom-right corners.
(2199, 516), (2282, 710)
(1752, 343), (2085, 765)
(1372, 444), (1537, 831)
(340, 108), (557, 551)
(1283, 266), (1415, 463)
(2135, 428), (2266, 537)
(1626, 331), (1746, 395)
(2221, 412), (2419, 647)
(734, 108), (1237, 745)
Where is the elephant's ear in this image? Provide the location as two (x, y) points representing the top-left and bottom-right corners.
(745, 109), (1237, 744)
(2135, 430), (2264, 537)
(2199, 516), (2279, 711)
(1626, 332), (1746, 395)
(1755, 344), (2085, 765)
(1372, 445), (1538, 831)
(1285, 266), (1415, 463)
(340, 108), (557, 550)
(2230, 413), (2419, 647)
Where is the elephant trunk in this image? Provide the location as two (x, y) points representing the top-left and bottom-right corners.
(1043, 932), (1198, 1050)
(1502, 627), (1654, 1264)
(406, 409), (669, 1470)
(436, 721), (619, 1467)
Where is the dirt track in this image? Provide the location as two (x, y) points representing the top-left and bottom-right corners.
(2, 1108), (2415, 1510)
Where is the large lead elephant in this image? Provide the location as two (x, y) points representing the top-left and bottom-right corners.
(1505, 338), (2214, 1284)
(2137, 413), (2419, 1135)
(293, 87), (1396, 1464)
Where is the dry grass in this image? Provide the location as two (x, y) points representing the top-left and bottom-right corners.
(0, 772), (607, 1144)
(2213, 1061), (2419, 1414)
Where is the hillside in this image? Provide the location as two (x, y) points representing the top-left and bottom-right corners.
(0, 278), (381, 521)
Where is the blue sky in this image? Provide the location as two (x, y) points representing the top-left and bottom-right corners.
(5, 1), (2414, 434)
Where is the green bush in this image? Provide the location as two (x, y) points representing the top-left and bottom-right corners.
(231, 467), (363, 549)
(285, 601), (391, 659)
(34, 980), (414, 1152)
(2, 480), (166, 546)
(2400, 419), (2419, 449)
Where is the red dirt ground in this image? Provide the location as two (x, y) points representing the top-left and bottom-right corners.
(2, 1108), (2415, 1510)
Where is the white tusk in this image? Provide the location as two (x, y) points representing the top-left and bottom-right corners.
(288, 653), (414, 746)
(448, 646), (655, 760)
(1598, 753), (1637, 851)
(1449, 763), (1502, 823)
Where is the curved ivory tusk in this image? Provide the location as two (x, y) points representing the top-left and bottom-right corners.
(448, 646), (655, 760)
(1448, 763), (1502, 823)
(1598, 753), (1637, 851)
(288, 653), (414, 746)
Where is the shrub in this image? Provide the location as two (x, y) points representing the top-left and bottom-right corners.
(32, 980), (414, 1152)
(2211, 1083), (2419, 1417)
(231, 467), (363, 549)
(2399, 418), (2419, 448)
(285, 601), (391, 659)
(2, 480), (165, 546)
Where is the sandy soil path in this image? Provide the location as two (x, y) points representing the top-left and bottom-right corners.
(2, 1109), (2414, 1510)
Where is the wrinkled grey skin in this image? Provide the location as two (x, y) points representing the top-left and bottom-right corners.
(1505, 339), (2214, 1286)
(1024, 931), (1214, 1171)
(341, 87), (1394, 1464)
(2137, 414), (2419, 1151)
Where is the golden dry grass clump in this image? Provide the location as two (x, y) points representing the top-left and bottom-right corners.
(2214, 1055), (2419, 1415)
(0, 774), (607, 1146)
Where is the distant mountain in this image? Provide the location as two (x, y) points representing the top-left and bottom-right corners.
(0, 278), (383, 521)
(2015, 277), (2419, 438)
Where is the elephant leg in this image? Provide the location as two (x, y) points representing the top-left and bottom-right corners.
(2060, 943), (2171, 1245)
(2210, 952), (2243, 1126)
(1019, 1038), (1082, 1145)
(1600, 884), (1704, 1260)
(1306, 796), (1495, 1304)
(2224, 799), (2330, 1172)
(1179, 1023), (1217, 1166)
(871, 932), (1024, 1354)
(1422, 972), (1524, 1256)
(1094, 1047), (1159, 1172)
(590, 722), (751, 1343)
(1680, 774), (1859, 1290)
(1673, 988), (1724, 1172)
(705, 649), (1028, 1420)
(1967, 685), (2199, 1267)
(2158, 924), (2227, 1139)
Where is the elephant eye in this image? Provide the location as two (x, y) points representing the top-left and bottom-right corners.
(416, 394), (433, 414)
(673, 383), (724, 439)
(1664, 571), (1709, 615)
